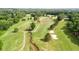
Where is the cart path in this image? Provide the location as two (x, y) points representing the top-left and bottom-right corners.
(19, 31), (26, 50)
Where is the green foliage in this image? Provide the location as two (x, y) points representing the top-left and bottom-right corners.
(31, 14), (38, 21)
(25, 22), (35, 31)
(41, 33), (51, 42)
(0, 20), (13, 30)
(13, 28), (18, 33)
(67, 13), (79, 37)
(0, 9), (26, 30)
(57, 13), (65, 21)
(31, 22), (35, 30)
(0, 40), (3, 50)
(22, 19), (26, 21)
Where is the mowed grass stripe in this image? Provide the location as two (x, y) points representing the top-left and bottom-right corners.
(0, 16), (32, 50)
(32, 17), (54, 50)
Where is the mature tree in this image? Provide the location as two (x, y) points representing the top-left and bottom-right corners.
(67, 13), (79, 37)
(57, 13), (66, 21)
(30, 22), (35, 30)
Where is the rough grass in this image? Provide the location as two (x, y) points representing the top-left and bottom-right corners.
(0, 15), (32, 51)
(0, 30), (6, 36)
(54, 20), (79, 50)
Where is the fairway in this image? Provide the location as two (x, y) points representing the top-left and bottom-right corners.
(32, 17), (58, 50)
(0, 8), (79, 51)
(0, 15), (32, 50)
(1, 15), (79, 51)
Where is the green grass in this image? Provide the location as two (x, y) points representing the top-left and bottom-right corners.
(23, 32), (31, 51)
(32, 18), (79, 51)
(32, 17), (56, 50)
(0, 15), (32, 51)
(0, 30), (6, 36)
(0, 15), (58, 51)
(1, 15), (79, 51)
(54, 20), (79, 50)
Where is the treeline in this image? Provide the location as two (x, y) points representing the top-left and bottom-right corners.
(66, 12), (79, 38)
(0, 9), (26, 30)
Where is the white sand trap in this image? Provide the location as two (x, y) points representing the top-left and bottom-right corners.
(49, 30), (55, 34)
(50, 34), (58, 40)
(49, 30), (58, 40)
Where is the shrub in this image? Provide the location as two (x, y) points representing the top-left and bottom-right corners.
(41, 33), (51, 42)
(13, 28), (18, 33)
(22, 19), (26, 21)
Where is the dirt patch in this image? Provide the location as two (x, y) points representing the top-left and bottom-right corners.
(39, 17), (51, 24)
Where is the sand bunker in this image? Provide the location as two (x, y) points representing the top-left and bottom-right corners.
(49, 30), (58, 40)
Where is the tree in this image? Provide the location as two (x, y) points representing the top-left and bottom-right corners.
(22, 19), (26, 21)
(57, 13), (65, 21)
(67, 13), (79, 37)
(25, 22), (35, 31)
(41, 33), (51, 42)
(31, 22), (35, 30)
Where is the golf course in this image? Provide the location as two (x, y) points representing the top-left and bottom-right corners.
(0, 8), (79, 51)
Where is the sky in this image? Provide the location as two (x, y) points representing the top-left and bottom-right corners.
(0, 0), (79, 8)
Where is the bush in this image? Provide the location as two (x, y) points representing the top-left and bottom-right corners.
(41, 33), (51, 42)
(31, 22), (35, 30)
(13, 28), (18, 33)
(22, 19), (26, 21)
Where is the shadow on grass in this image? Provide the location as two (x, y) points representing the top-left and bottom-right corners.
(48, 21), (59, 30)
(40, 33), (51, 42)
(62, 26), (79, 46)
(0, 40), (3, 50)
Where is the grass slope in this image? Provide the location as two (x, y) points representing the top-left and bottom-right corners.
(54, 20), (79, 50)
(0, 15), (32, 50)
